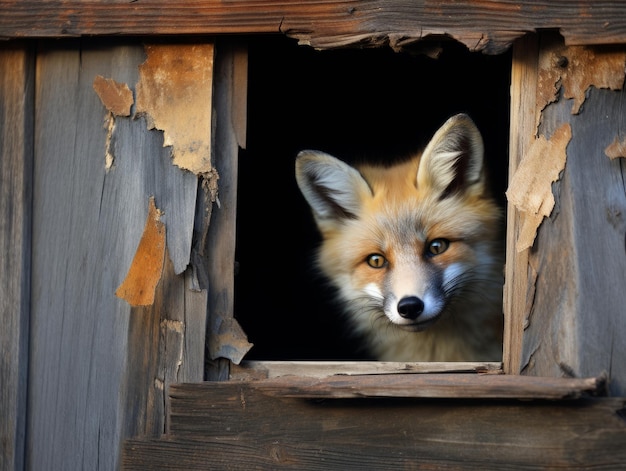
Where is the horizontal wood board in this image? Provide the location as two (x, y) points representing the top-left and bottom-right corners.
(122, 381), (626, 470)
(239, 373), (606, 400)
(1, 1), (626, 53)
(231, 360), (503, 379)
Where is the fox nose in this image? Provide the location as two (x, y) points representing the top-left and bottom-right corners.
(397, 296), (424, 320)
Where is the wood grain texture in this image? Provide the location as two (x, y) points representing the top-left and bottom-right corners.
(242, 373), (605, 400)
(521, 39), (626, 395)
(204, 39), (251, 378)
(121, 381), (626, 470)
(0, 42), (33, 471)
(29, 40), (204, 470)
(231, 360), (502, 379)
(1, 1), (626, 53)
(503, 34), (539, 374)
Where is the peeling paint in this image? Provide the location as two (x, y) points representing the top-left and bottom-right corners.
(605, 135), (626, 159)
(208, 317), (253, 365)
(135, 43), (215, 175)
(103, 114), (115, 171)
(161, 319), (184, 334)
(506, 123), (572, 252)
(93, 75), (134, 170)
(523, 257), (538, 331)
(93, 75), (134, 116)
(153, 378), (164, 390)
(537, 41), (626, 128)
(115, 197), (166, 307)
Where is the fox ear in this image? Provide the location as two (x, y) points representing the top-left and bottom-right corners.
(295, 150), (372, 222)
(417, 113), (485, 198)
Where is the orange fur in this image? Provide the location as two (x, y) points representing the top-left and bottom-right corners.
(295, 114), (503, 361)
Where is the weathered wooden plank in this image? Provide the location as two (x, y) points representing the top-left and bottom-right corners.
(29, 40), (204, 470)
(503, 34), (539, 374)
(121, 382), (626, 470)
(0, 42), (33, 471)
(520, 38), (626, 396)
(231, 360), (502, 379)
(204, 39), (251, 380)
(242, 373), (605, 400)
(1, 1), (626, 53)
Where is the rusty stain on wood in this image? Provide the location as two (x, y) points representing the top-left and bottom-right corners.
(506, 123), (571, 252)
(135, 43), (215, 176)
(605, 135), (626, 159)
(116, 196), (166, 307)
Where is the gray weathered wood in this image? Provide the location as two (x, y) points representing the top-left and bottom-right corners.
(121, 382), (626, 470)
(519, 39), (626, 396)
(1, 1), (626, 54)
(204, 39), (251, 380)
(29, 40), (204, 470)
(0, 42), (33, 471)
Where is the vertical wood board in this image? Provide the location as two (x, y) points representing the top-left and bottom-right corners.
(0, 42), (34, 471)
(503, 34), (539, 374)
(29, 40), (203, 470)
(204, 39), (250, 380)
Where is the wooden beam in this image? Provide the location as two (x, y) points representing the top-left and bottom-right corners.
(1, 1), (626, 52)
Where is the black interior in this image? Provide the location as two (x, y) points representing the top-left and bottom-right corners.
(234, 35), (511, 360)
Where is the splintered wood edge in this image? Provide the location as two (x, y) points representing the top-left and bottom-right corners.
(226, 362), (607, 400)
(248, 372), (607, 400)
(230, 361), (504, 380)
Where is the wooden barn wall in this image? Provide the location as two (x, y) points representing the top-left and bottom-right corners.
(24, 40), (209, 470)
(2, 22), (626, 471)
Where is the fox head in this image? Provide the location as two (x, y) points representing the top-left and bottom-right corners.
(295, 114), (503, 349)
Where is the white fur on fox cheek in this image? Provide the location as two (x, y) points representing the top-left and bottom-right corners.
(362, 283), (383, 300)
(443, 262), (466, 286)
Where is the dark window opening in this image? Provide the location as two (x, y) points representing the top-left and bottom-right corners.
(235, 35), (511, 360)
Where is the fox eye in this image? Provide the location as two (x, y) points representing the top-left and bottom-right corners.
(427, 238), (450, 256)
(366, 254), (387, 269)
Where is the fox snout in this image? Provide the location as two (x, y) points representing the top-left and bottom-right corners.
(397, 296), (424, 320)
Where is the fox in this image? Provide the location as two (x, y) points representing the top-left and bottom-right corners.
(295, 114), (503, 362)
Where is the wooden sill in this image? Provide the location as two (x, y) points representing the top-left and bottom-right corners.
(230, 360), (503, 379)
(229, 361), (606, 400)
